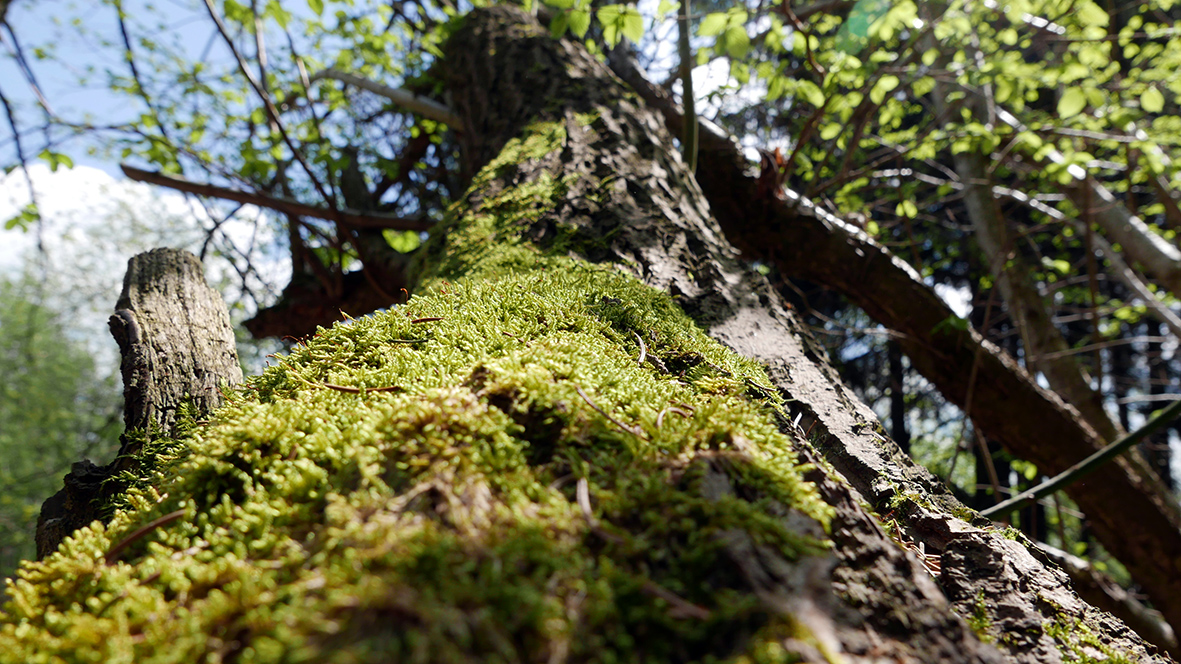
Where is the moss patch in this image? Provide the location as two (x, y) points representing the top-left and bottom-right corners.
(1, 267), (832, 662)
(1044, 615), (1134, 664)
(1, 113), (835, 662)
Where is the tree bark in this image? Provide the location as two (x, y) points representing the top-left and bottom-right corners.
(442, 8), (1166, 661)
(34, 248), (242, 558)
(609, 39), (1181, 645)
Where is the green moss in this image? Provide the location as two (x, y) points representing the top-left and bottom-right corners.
(966, 591), (993, 643)
(0, 117), (834, 663)
(726, 615), (843, 664)
(1044, 615), (1134, 664)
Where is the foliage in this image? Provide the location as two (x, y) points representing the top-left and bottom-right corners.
(0, 274), (122, 579)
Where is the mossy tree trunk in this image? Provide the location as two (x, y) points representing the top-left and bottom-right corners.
(2, 7), (1172, 663)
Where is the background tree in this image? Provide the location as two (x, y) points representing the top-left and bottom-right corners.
(0, 272), (121, 578)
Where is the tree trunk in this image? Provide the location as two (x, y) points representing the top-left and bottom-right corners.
(609, 27), (1181, 643)
(5, 9), (1172, 663)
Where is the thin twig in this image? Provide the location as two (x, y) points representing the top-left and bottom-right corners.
(320, 382), (401, 393)
(656, 407), (690, 429)
(200, 0), (335, 208)
(632, 330), (647, 366)
(121, 165), (431, 231)
(640, 580), (712, 620)
(574, 384), (646, 439)
(105, 509), (186, 564)
(311, 68), (465, 130)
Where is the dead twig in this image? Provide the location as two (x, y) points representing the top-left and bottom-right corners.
(576, 477), (625, 544)
(320, 382), (401, 394)
(656, 407), (691, 429)
(640, 580), (712, 620)
(632, 331), (647, 366)
(574, 384), (647, 439)
(105, 509), (186, 564)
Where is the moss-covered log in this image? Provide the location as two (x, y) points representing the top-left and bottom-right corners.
(0, 7), (1171, 663)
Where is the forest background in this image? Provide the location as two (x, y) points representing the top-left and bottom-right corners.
(0, 0), (1179, 641)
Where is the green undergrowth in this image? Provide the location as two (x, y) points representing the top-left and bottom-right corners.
(1, 116), (835, 662)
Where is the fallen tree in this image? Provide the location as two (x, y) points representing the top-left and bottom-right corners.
(3, 7), (1173, 662)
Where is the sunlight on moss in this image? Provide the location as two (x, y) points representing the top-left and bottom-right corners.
(0, 112), (836, 661)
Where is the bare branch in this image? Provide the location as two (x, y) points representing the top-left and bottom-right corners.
(311, 68), (465, 131)
(121, 165), (431, 231)
(201, 0), (336, 209)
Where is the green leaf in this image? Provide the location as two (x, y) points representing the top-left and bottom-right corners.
(602, 22), (620, 48)
(550, 11), (569, 36)
(767, 75), (786, 101)
(1142, 87), (1165, 113)
(723, 25), (749, 58)
(383, 229), (422, 253)
(1058, 87), (1087, 116)
(307, 0), (323, 15)
(869, 75), (899, 105)
(932, 314), (970, 334)
(1011, 459), (1039, 481)
(895, 200), (917, 218)
(796, 80), (824, 108)
(730, 60), (750, 84)
(38, 149), (74, 173)
(4, 203), (39, 231)
(656, 0), (677, 15)
(597, 4), (621, 23)
(569, 8), (591, 37)
(1077, 2), (1109, 27)
(820, 123), (842, 140)
(698, 12), (728, 37)
(621, 7), (644, 44)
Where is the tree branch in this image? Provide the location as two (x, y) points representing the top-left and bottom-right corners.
(121, 165), (431, 231)
(312, 68), (465, 131)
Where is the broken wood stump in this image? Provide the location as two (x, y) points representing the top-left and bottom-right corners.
(35, 248), (242, 559)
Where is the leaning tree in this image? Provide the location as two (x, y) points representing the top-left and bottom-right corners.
(2, 4), (1179, 661)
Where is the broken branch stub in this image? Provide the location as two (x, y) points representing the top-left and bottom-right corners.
(35, 248), (242, 559)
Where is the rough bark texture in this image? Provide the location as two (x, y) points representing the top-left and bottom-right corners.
(608, 46), (1181, 648)
(445, 8), (1168, 661)
(439, 10), (1001, 660)
(34, 248), (242, 558)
